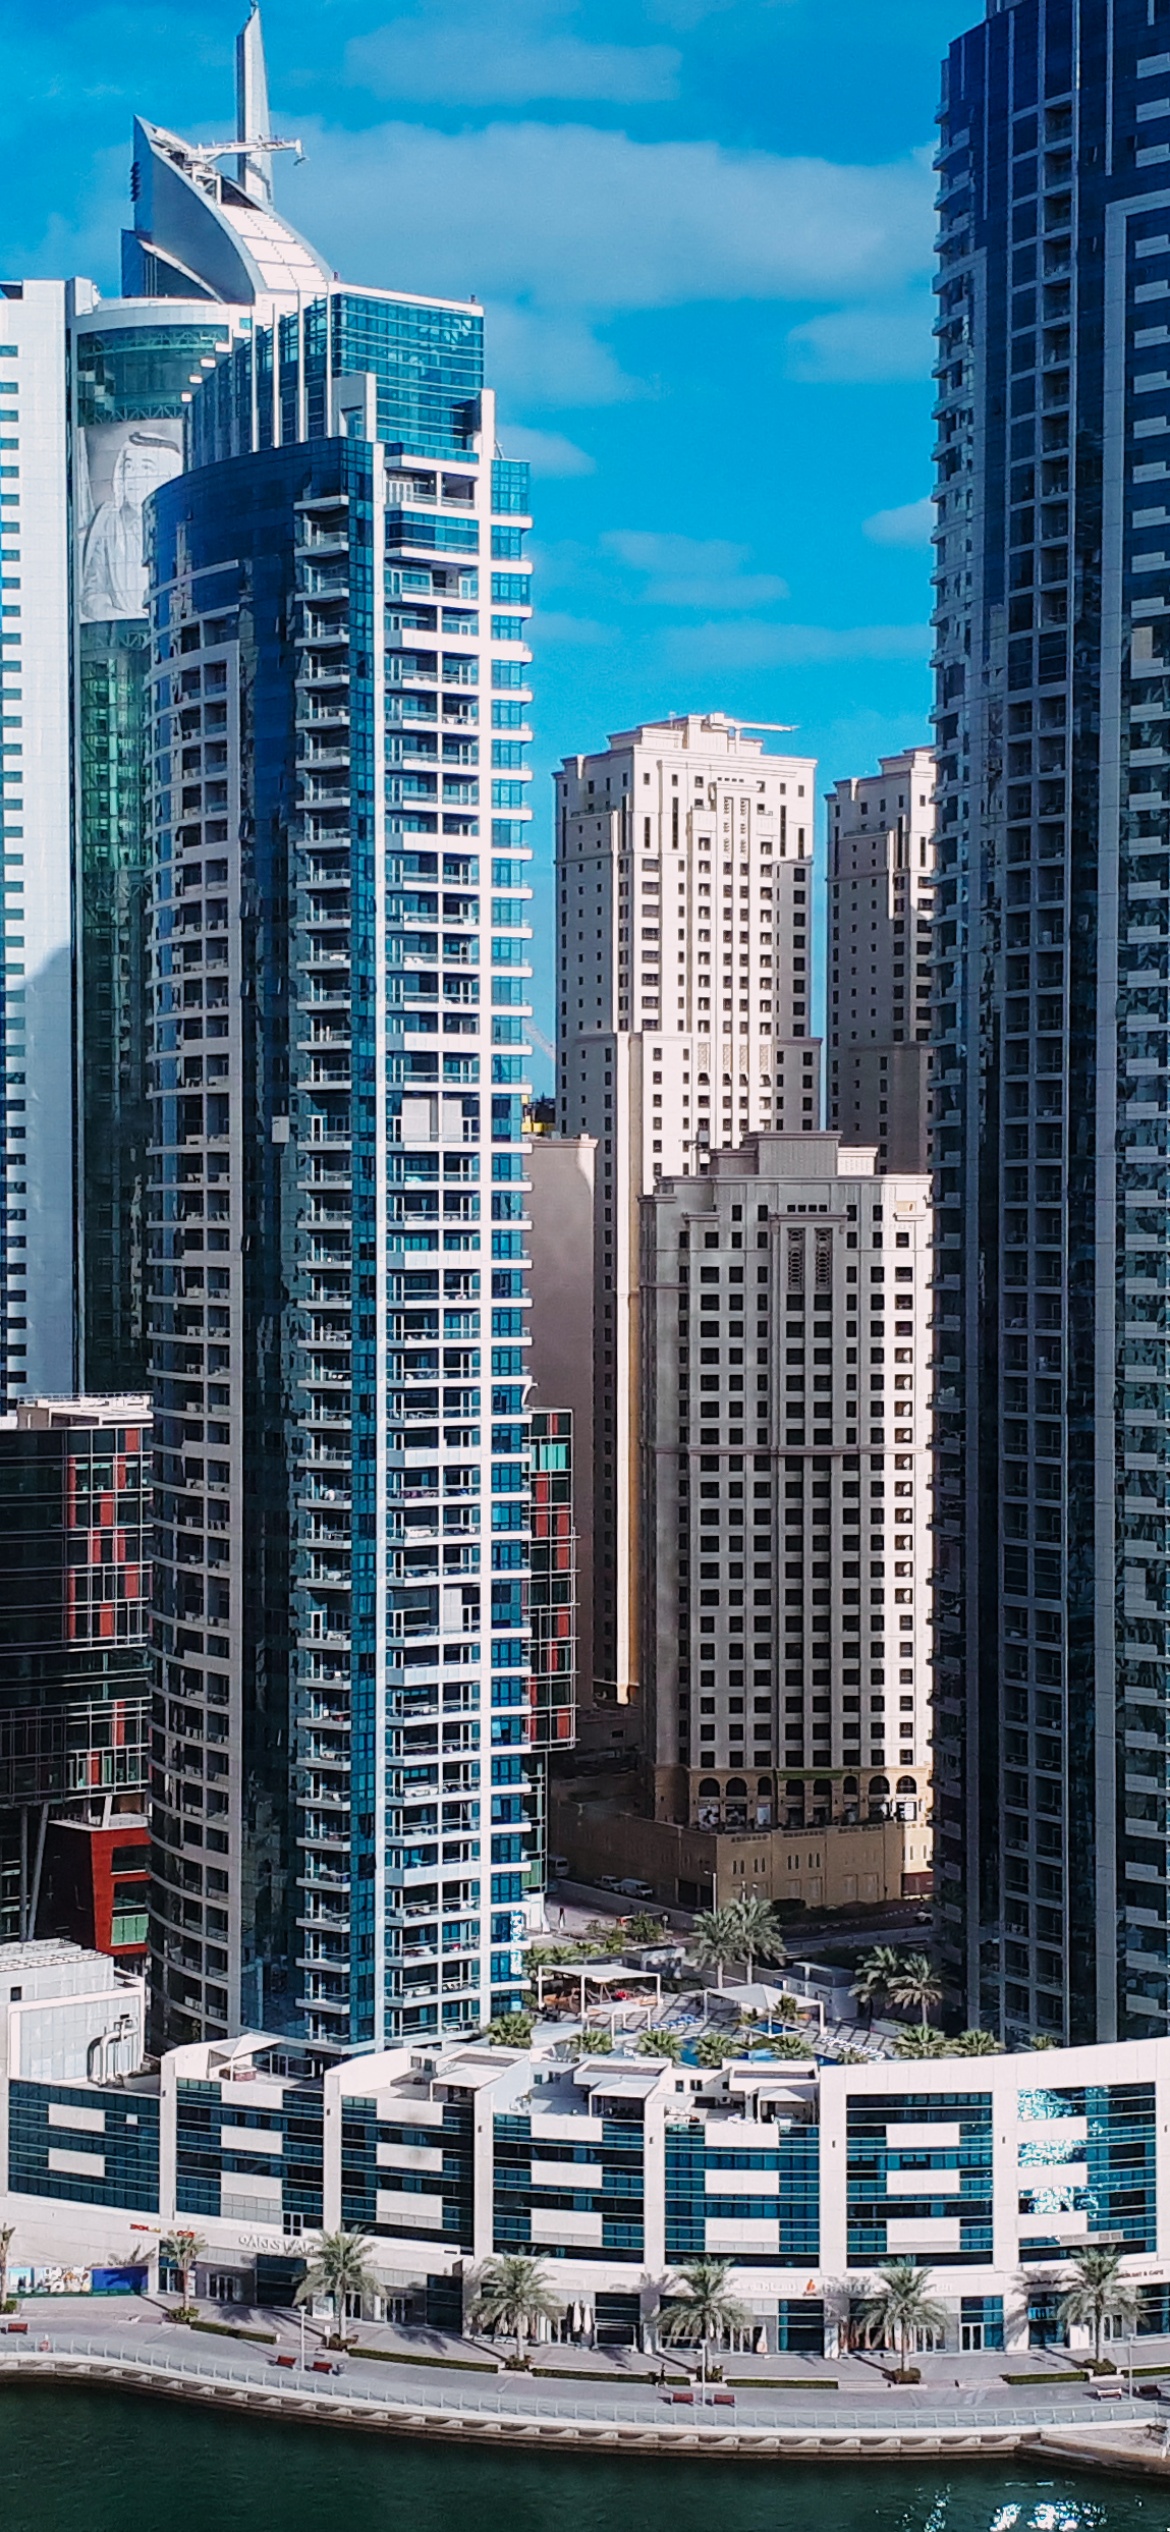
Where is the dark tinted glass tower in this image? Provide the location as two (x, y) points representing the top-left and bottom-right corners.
(934, 0), (1170, 2042)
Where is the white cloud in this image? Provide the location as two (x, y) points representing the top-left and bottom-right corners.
(294, 121), (935, 317)
(483, 302), (637, 407)
(604, 527), (788, 610)
(15, 142), (126, 292)
(347, 3), (680, 105)
(530, 609), (616, 646)
(786, 297), (934, 383)
(664, 618), (933, 670)
(497, 424), (595, 476)
(864, 495), (935, 548)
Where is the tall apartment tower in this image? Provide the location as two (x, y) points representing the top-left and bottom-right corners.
(933, 0), (1170, 2044)
(0, 10), (324, 1405)
(145, 304), (537, 2050)
(642, 1136), (933, 1877)
(826, 748), (937, 1173)
(556, 714), (820, 1711)
(76, 18), (329, 1396)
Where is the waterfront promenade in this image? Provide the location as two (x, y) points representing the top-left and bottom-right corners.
(3, 2303), (1170, 2476)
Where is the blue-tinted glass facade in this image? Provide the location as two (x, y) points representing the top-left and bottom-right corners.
(73, 316), (233, 1395)
(664, 2116), (820, 2267)
(146, 286), (535, 2054)
(934, 0), (1170, 2043)
(190, 295), (484, 470)
(174, 2071), (323, 2226)
(8, 2079), (159, 2209)
(1016, 2078), (1157, 2257)
(494, 2106), (646, 2260)
(846, 2089), (993, 2268)
(340, 2090), (475, 2245)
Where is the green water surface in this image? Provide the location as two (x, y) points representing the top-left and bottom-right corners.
(0, 2388), (1166, 2532)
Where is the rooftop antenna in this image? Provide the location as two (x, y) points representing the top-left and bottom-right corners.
(188, 7), (303, 192)
(236, 5), (274, 208)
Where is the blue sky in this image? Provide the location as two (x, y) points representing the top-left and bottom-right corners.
(6, 0), (968, 1067)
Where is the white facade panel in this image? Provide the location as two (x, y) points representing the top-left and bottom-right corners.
(704, 2217), (780, 2252)
(885, 2217), (962, 2251)
(377, 2140), (443, 2174)
(704, 2166), (780, 2196)
(885, 2165), (960, 2195)
(530, 2206), (603, 2245)
(531, 2158), (602, 2190)
(47, 2146), (104, 2177)
(375, 2188), (445, 2229)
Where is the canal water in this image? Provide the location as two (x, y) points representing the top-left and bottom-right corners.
(0, 2388), (1166, 2532)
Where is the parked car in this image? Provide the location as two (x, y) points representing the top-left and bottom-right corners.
(598, 1875), (622, 1892)
(618, 1878), (655, 1901)
(548, 1856), (571, 1879)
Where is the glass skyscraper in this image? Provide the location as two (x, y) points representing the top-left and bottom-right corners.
(934, 0), (1170, 2041)
(146, 298), (537, 2049)
(73, 308), (240, 1394)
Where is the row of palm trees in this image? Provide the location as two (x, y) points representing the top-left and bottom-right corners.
(473, 2242), (1152, 2376)
(851, 1945), (941, 2032)
(66, 2225), (1153, 2374)
(159, 2226), (378, 2342)
(156, 2227), (752, 2367)
(297, 2235), (1146, 2374)
(850, 1945), (1062, 2055)
(859, 2245), (1142, 2374)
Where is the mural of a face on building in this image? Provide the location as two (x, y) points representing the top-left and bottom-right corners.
(76, 422), (183, 623)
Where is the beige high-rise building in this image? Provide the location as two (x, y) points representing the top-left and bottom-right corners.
(826, 747), (936, 1172)
(555, 713), (820, 1710)
(641, 1133), (933, 1880)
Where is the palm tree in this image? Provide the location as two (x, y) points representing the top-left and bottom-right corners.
(658, 2258), (751, 2386)
(888, 1950), (943, 2037)
(691, 1906), (744, 1991)
(892, 2026), (949, 2058)
(763, 2032), (814, 2060)
(694, 2030), (732, 2068)
(850, 1944), (902, 2025)
(860, 2260), (948, 2377)
(296, 2228), (379, 2347)
(1028, 2034), (1059, 2051)
(628, 1912), (667, 1944)
(160, 2229), (206, 2319)
(0, 2223), (14, 2310)
(577, 2027), (615, 2055)
(469, 2254), (561, 2365)
(1057, 2248), (1141, 2368)
(636, 2027), (683, 2062)
(485, 2011), (534, 2046)
(729, 1895), (788, 1986)
(952, 2028), (1002, 2055)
